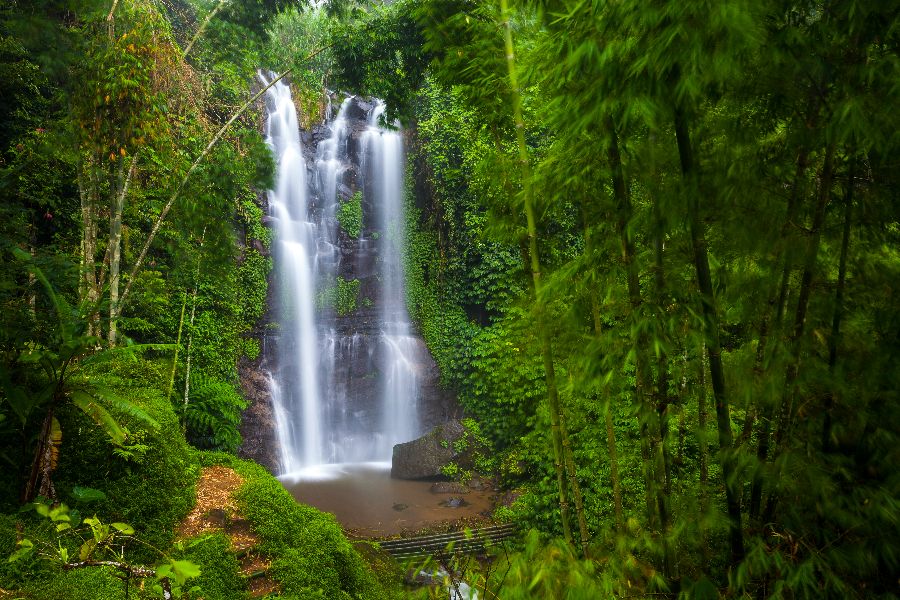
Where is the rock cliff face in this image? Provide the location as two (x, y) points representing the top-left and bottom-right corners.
(238, 93), (456, 472)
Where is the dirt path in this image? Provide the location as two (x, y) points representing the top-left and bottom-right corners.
(177, 466), (277, 598)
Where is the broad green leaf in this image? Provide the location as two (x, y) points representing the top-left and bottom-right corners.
(71, 486), (107, 503)
(169, 559), (201, 585)
(111, 522), (135, 535)
(8, 539), (33, 563)
(79, 538), (97, 561)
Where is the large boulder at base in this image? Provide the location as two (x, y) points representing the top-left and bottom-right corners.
(391, 420), (466, 480)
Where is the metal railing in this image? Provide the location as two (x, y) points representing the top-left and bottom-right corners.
(376, 523), (518, 560)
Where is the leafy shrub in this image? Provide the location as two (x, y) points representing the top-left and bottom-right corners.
(20, 566), (140, 600)
(181, 375), (248, 452)
(316, 276), (360, 316)
(53, 362), (199, 558)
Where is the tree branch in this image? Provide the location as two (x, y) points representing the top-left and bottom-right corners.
(117, 43), (331, 315)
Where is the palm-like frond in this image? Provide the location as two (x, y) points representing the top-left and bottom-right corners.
(69, 389), (126, 446)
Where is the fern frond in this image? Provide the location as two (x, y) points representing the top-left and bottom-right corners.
(88, 384), (160, 430)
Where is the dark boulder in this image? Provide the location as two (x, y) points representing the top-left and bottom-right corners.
(391, 420), (466, 480)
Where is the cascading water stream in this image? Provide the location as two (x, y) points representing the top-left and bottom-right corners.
(263, 75), (422, 474)
(363, 102), (420, 458)
(262, 75), (322, 472)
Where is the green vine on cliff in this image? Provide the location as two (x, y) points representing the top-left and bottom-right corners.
(337, 190), (363, 239)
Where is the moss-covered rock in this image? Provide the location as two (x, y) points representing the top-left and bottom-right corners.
(176, 533), (245, 600)
(199, 452), (400, 599)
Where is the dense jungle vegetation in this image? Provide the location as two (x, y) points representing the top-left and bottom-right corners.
(1, 0), (898, 598)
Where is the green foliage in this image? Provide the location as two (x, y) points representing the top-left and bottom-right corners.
(317, 276), (360, 316)
(181, 375), (248, 453)
(174, 533), (245, 600)
(337, 190), (363, 239)
(9, 502), (200, 599)
(19, 567), (137, 600)
(325, 0), (431, 123)
(53, 362), (199, 556)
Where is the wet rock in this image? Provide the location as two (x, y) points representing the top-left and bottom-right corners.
(430, 481), (470, 495)
(337, 182), (354, 200)
(237, 357), (280, 473)
(466, 477), (490, 492)
(260, 215), (277, 228)
(392, 503), (408, 512)
(391, 420), (466, 480)
(250, 239), (268, 256)
(440, 497), (468, 509)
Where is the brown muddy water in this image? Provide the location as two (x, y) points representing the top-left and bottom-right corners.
(280, 462), (495, 537)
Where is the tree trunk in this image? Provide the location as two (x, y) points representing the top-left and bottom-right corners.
(108, 154), (137, 346)
(167, 293), (188, 403)
(749, 148), (810, 521)
(822, 157), (855, 452)
(605, 117), (658, 531)
(764, 143), (835, 522)
(79, 163), (100, 336)
(182, 284), (199, 408)
(673, 107), (744, 563)
(500, 0), (573, 545)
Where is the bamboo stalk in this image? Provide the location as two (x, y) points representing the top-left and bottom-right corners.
(674, 106), (745, 563)
(822, 158), (855, 452)
(764, 143), (835, 522)
(500, 0), (573, 546)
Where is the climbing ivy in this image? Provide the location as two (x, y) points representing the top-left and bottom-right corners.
(317, 276), (360, 316)
(337, 190), (363, 239)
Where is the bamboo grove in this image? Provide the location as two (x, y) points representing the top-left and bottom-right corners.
(0, 0), (897, 597)
(326, 0), (900, 595)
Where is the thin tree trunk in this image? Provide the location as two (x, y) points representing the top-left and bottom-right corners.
(606, 116), (656, 530)
(559, 391), (590, 556)
(182, 286), (199, 408)
(582, 201), (624, 533)
(764, 144), (835, 523)
(79, 163), (100, 335)
(749, 149), (810, 521)
(182, 229), (206, 409)
(22, 407), (56, 503)
(108, 154), (137, 346)
(673, 107), (744, 563)
(167, 293), (188, 403)
(500, 0), (573, 545)
(822, 158), (855, 452)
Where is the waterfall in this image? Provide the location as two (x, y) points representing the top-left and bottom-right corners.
(263, 76), (322, 472)
(363, 101), (420, 458)
(263, 76), (422, 474)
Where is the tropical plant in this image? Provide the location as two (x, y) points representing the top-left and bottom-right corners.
(0, 251), (159, 502)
